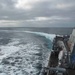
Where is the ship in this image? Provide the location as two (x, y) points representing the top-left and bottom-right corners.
(40, 29), (75, 75)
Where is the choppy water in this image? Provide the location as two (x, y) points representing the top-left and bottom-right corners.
(0, 27), (73, 75)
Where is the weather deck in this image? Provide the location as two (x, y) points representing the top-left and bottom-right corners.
(47, 36), (75, 75)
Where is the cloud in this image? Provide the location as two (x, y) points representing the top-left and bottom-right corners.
(0, 0), (75, 27)
(14, 0), (51, 10)
(0, 20), (20, 27)
(56, 3), (73, 9)
(15, 0), (41, 10)
(26, 16), (70, 22)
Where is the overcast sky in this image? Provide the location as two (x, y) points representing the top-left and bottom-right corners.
(0, 0), (75, 27)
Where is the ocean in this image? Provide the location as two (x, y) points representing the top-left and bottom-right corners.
(0, 27), (74, 75)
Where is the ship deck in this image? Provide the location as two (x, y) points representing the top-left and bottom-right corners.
(47, 36), (75, 75)
(48, 52), (75, 75)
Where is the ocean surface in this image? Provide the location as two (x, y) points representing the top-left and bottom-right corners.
(0, 27), (74, 75)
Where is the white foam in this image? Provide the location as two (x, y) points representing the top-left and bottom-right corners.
(7, 40), (19, 46)
(0, 41), (40, 74)
(0, 31), (54, 75)
(0, 42), (51, 75)
(44, 51), (51, 67)
(0, 45), (21, 60)
(0, 39), (20, 61)
(0, 73), (6, 75)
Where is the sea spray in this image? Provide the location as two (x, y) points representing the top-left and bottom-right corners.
(25, 31), (56, 42)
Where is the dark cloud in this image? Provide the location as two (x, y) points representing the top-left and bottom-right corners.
(0, 0), (75, 27)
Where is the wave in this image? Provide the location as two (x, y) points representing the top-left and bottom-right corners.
(0, 30), (56, 75)
(25, 31), (56, 42)
(0, 30), (56, 42)
(24, 31), (56, 71)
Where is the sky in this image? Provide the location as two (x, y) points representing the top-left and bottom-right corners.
(0, 0), (75, 27)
